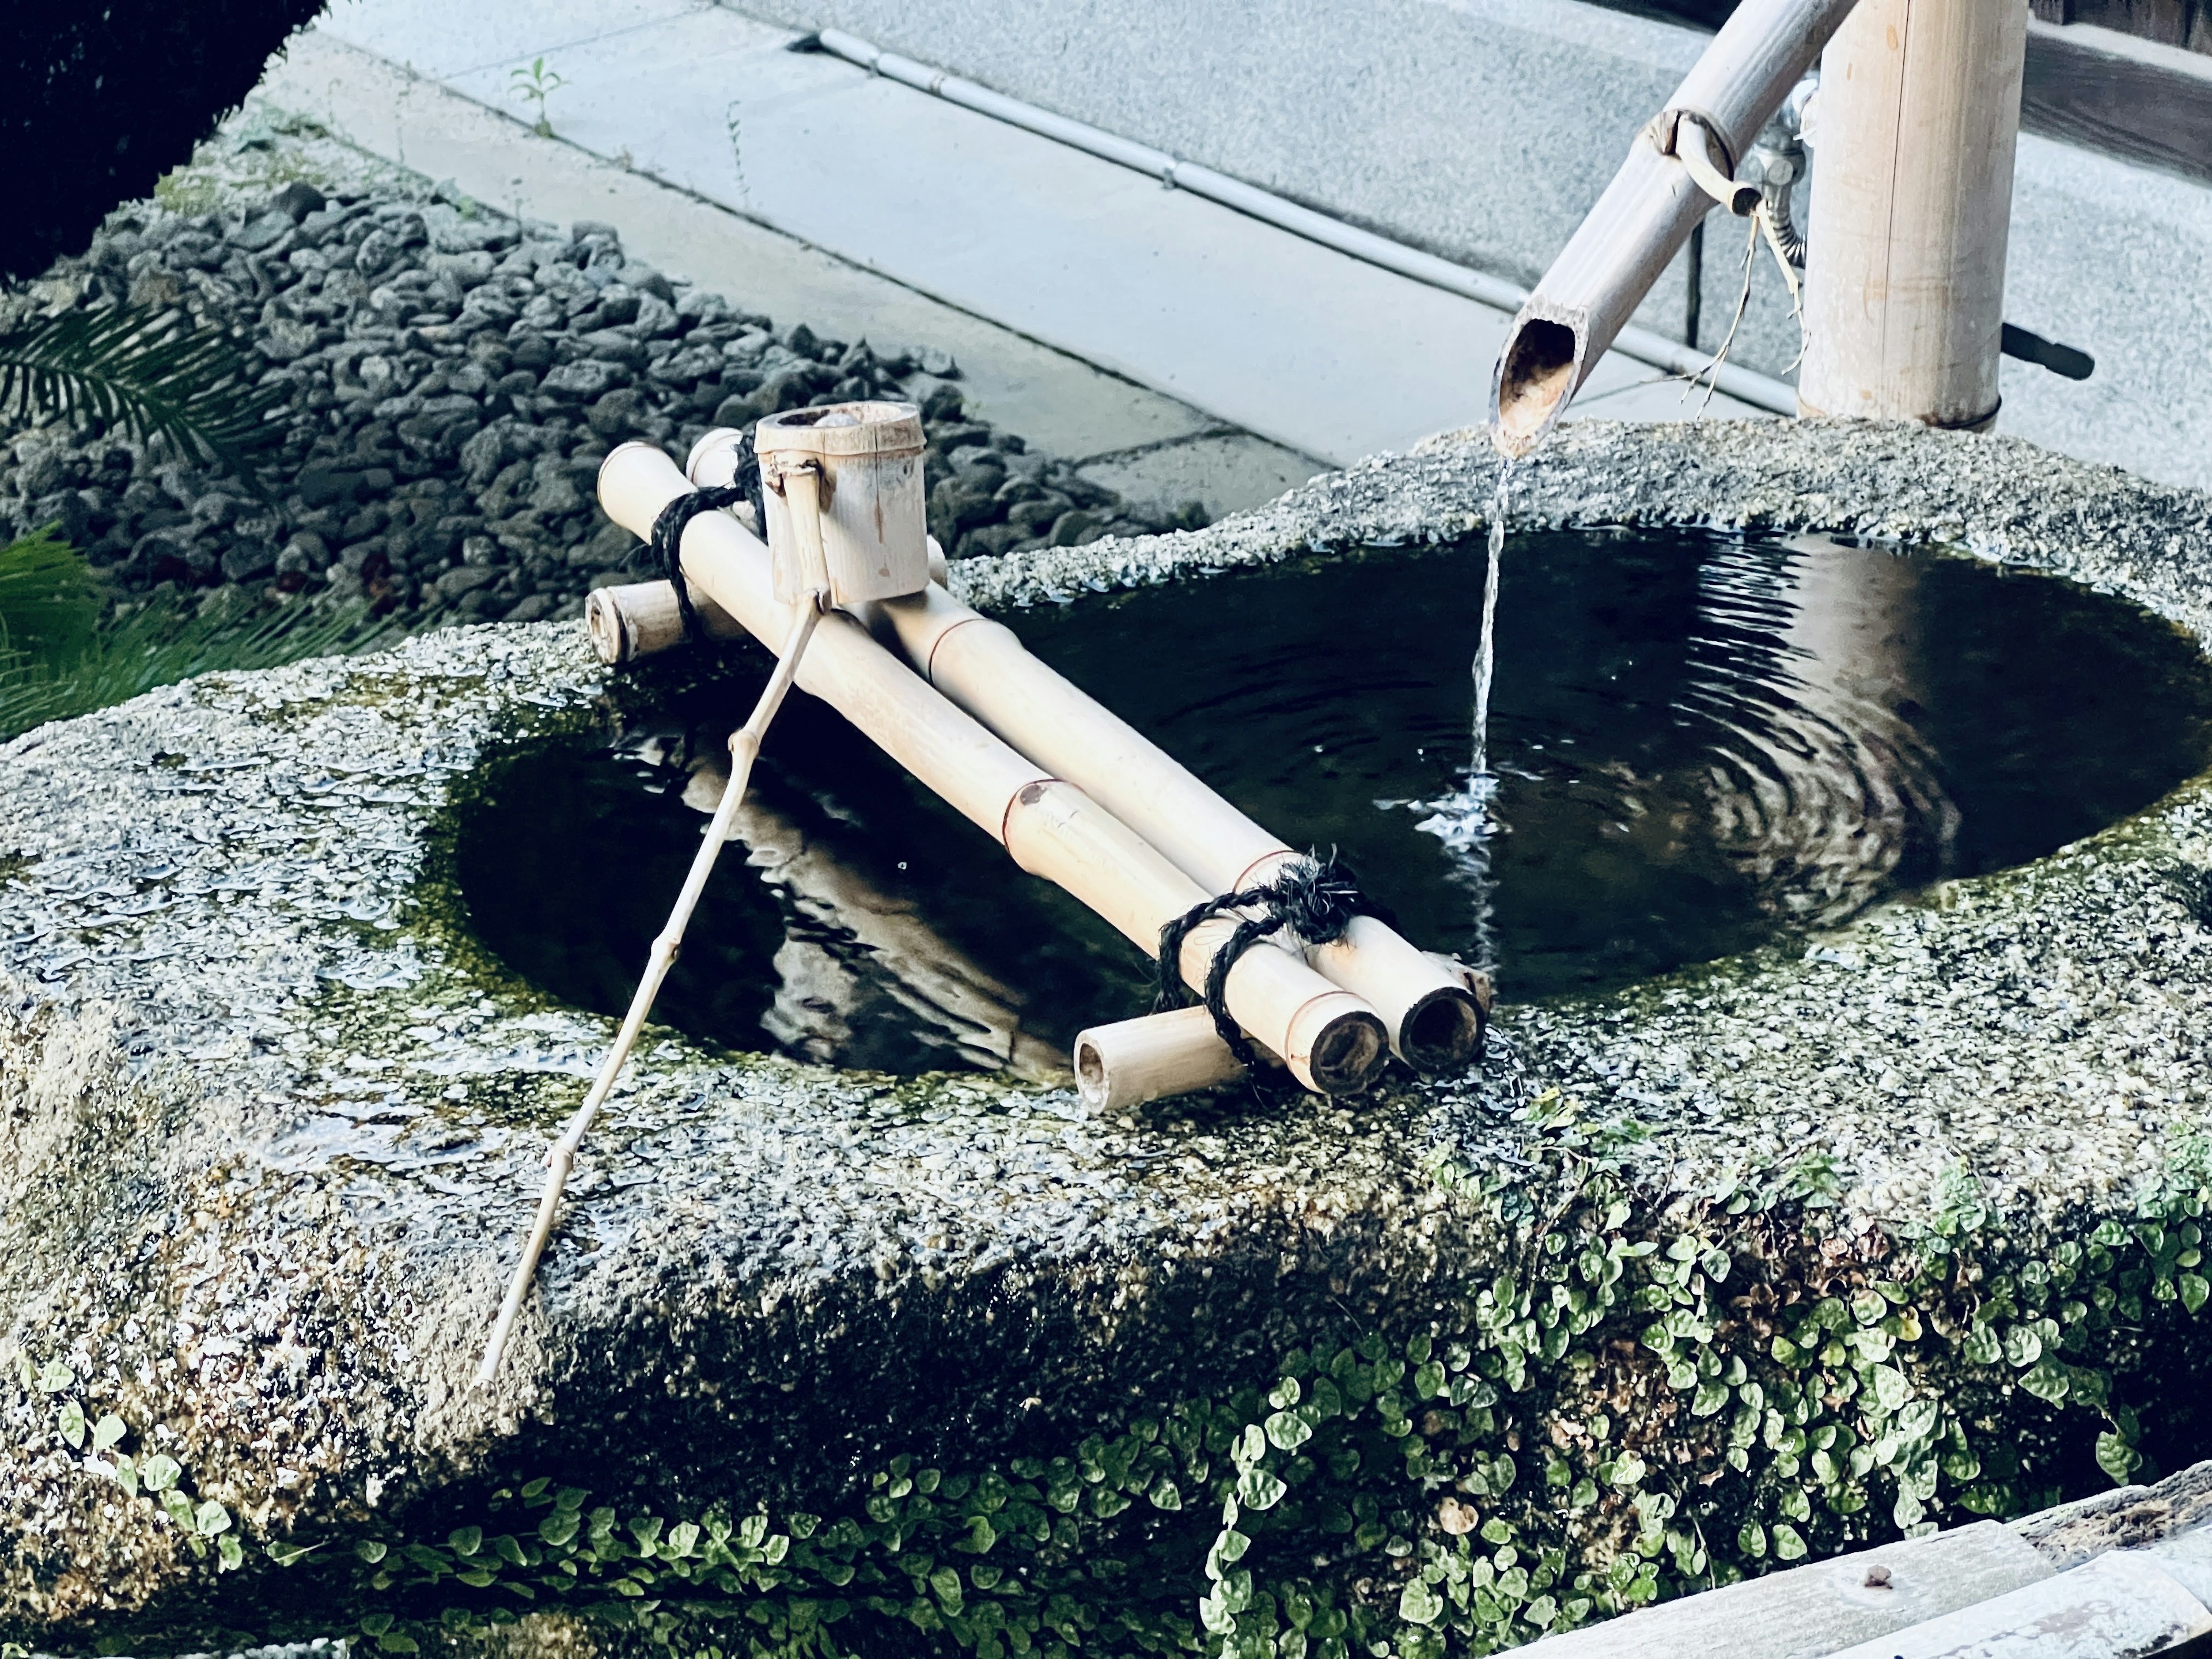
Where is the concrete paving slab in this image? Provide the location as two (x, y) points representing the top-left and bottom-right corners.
(257, 31), (1228, 465)
(1078, 433), (1325, 519)
(309, 0), (1765, 467)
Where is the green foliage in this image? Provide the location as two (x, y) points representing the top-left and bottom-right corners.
(0, 529), (384, 740)
(510, 58), (568, 138)
(34, 1095), (2212, 1659)
(0, 302), (287, 487)
(0, 525), (99, 662)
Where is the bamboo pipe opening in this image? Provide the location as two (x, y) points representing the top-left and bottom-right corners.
(1305, 1006), (1388, 1093)
(1401, 984), (1483, 1072)
(1492, 317), (1582, 459)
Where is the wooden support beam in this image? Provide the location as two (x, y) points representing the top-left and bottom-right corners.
(1799, 0), (2031, 429)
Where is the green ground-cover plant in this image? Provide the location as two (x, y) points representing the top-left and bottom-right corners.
(24, 1094), (2211, 1659)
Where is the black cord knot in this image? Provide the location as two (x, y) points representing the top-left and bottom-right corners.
(1152, 853), (1391, 1075)
(649, 429), (763, 643)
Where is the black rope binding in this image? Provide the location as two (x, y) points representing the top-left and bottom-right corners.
(1152, 854), (1392, 1074)
(649, 429), (765, 643)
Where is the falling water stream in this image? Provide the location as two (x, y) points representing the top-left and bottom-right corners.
(459, 525), (2212, 1069)
(1469, 460), (1514, 784)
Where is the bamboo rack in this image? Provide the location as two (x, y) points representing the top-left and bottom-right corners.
(598, 441), (1393, 1097)
(686, 427), (1482, 1074)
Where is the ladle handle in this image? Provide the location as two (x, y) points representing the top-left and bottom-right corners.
(476, 595), (824, 1386)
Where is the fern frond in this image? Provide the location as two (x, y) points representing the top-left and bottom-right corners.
(0, 302), (287, 489)
(0, 588), (387, 743)
(0, 525), (100, 662)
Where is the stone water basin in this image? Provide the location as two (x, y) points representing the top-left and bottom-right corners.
(6, 419), (2212, 1652)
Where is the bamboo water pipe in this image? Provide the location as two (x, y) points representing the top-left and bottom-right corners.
(684, 431), (1483, 1075)
(1797, 0), (2028, 429)
(597, 442), (1392, 1097)
(1073, 953), (1493, 1112)
(1489, 0), (1861, 456)
(586, 536), (950, 667)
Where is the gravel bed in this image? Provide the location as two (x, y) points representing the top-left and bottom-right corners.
(2, 183), (1205, 632)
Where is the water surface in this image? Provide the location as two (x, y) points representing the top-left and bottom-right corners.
(456, 530), (2212, 1073)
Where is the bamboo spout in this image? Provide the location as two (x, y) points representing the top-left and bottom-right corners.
(1488, 0), (1861, 456)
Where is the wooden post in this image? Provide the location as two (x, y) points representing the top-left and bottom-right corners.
(1798, 0), (2030, 429)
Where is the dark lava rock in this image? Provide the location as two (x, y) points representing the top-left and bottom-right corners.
(2, 191), (1209, 641)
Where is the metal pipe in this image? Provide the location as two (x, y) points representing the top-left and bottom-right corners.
(1490, 0), (1862, 457)
(812, 27), (1799, 418)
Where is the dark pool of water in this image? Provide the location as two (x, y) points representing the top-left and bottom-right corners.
(455, 529), (2212, 1074)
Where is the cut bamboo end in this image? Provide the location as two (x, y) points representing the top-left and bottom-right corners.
(1074, 1005), (1247, 1111)
(585, 580), (746, 664)
(1289, 993), (1391, 1096)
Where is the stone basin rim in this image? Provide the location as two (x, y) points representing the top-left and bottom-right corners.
(7, 416), (2212, 1635)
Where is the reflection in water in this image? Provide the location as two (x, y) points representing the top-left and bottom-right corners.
(459, 527), (2212, 1065)
(1415, 534), (1961, 953)
(671, 748), (1066, 1080)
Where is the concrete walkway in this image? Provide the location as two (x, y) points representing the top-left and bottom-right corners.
(263, 0), (1759, 493)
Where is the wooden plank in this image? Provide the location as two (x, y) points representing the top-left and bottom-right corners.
(1522, 1522), (2052, 1659)
(1589, 3), (2212, 184)
(2021, 20), (2212, 184)
(1819, 1552), (2212, 1659)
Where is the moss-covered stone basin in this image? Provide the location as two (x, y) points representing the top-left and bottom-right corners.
(6, 419), (2212, 1656)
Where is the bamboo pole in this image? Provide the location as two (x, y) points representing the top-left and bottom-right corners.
(1074, 1006), (1247, 1112)
(679, 763), (1069, 1081)
(687, 431), (1482, 1074)
(1797, 0), (2028, 429)
(585, 547), (950, 666)
(1488, 0), (1861, 456)
(1074, 950), (1493, 1112)
(586, 579), (745, 663)
(479, 592), (823, 1384)
(598, 442), (1391, 1097)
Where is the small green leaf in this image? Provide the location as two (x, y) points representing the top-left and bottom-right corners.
(359, 1614), (393, 1637)
(37, 1358), (74, 1394)
(2180, 1273), (2209, 1316)
(90, 1413), (126, 1455)
(448, 1527), (482, 1556)
(195, 1500), (231, 1536)
(139, 1454), (181, 1494)
(2020, 1359), (2071, 1404)
(58, 1400), (85, 1449)
(1236, 1468), (1288, 1511)
(1149, 1477), (1182, 1511)
(356, 1540), (389, 1565)
(217, 1533), (244, 1571)
(377, 1636), (419, 1654)
(1737, 1522), (1767, 1558)
(539, 1509), (580, 1546)
(1772, 1524), (1808, 1562)
(266, 1540), (317, 1567)
(2096, 1431), (2141, 1483)
(1263, 1410), (1312, 1451)
(1397, 1578), (1443, 1626)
